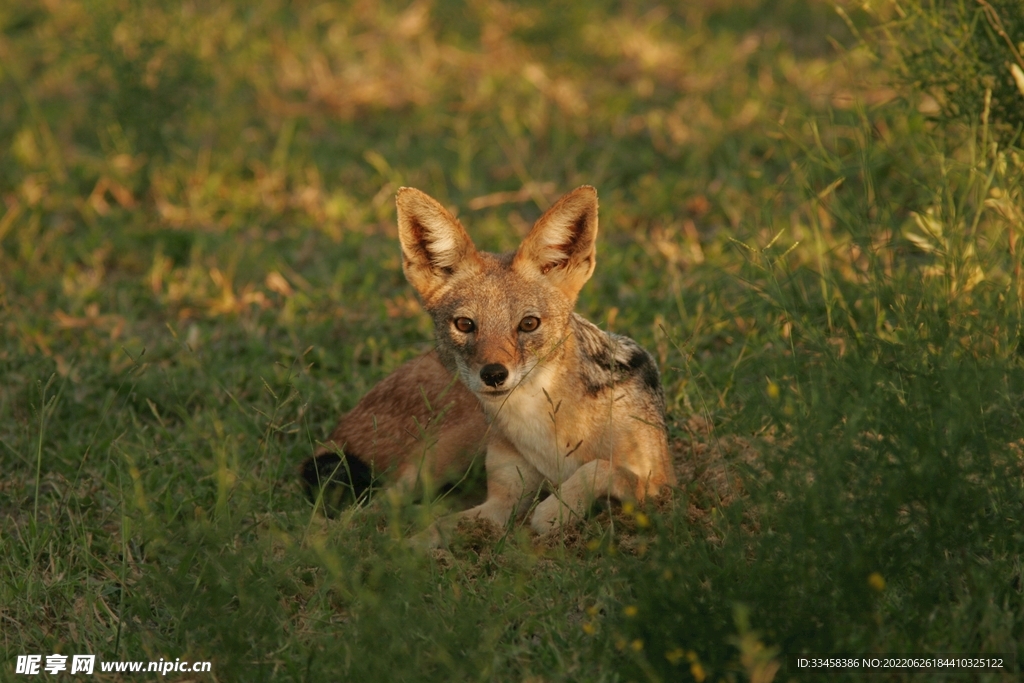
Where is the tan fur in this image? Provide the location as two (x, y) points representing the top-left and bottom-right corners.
(394, 186), (675, 546)
(309, 351), (486, 500)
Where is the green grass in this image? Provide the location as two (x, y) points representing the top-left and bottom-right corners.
(2, 1), (1023, 681)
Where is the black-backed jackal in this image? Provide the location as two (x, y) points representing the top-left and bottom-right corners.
(303, 186), (674, 545)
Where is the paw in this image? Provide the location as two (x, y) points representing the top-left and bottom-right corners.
(529, 495), (583, 534)
(406, 524), (447, 551)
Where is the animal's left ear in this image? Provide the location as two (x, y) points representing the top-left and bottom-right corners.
(514, 186), (598, 297)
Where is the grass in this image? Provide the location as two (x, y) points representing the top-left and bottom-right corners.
(2, 0), (1023, 681)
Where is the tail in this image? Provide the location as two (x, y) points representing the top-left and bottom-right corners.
(299, 451), (374, 515)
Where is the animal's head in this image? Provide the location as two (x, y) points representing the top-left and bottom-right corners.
(395, 186), (599, 399)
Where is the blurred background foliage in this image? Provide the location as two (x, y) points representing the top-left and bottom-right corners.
(888, 0), (1024, 147)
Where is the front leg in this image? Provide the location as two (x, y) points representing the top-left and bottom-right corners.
(410, 436), (544, 549)
(529, 459), (642, 534)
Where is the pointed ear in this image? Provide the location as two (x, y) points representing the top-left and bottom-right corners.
(396, 187), (478, 302)
(514, 186), (598, 296)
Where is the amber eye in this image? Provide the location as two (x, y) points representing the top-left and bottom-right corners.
(454, 317), (475, 333)
(519, 316), (540, 332)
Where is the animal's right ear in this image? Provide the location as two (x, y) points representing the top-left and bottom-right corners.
(396, 188), (478, 302)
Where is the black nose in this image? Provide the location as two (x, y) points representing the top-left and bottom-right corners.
(480, 363), (509, 388)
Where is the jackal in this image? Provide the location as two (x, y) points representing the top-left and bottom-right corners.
(303, 186), (674, 542)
